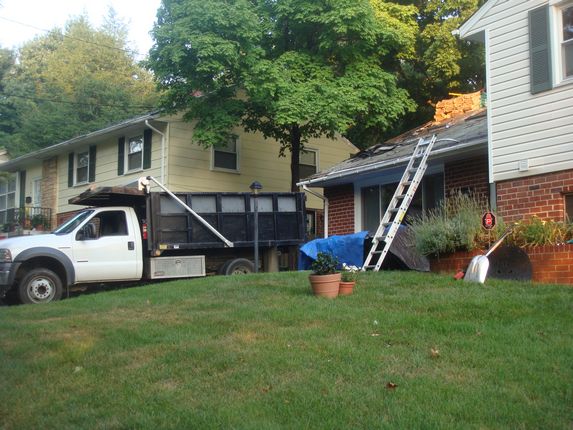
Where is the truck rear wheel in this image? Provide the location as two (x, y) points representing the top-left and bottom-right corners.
(18, 268), (63, 304)
(220, 258), (255, 275)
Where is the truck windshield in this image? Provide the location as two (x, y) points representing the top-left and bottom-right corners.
(53, 210), (95, 235)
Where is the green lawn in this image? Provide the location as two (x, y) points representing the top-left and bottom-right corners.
(1, 271), (572, 429)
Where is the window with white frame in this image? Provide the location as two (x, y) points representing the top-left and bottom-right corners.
(213, 137), (238, 171)
(299, 149), (318, 179)
(126, 135), (144, 172)
(0, 174), (16, 225)
(75, 151), (90, 185)
(560, 4), (573, 79)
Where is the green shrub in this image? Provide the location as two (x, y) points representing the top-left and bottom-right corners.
(410, 191), (505, 256)
(310, 252), (339, 275)
(509, 217), (573, 247)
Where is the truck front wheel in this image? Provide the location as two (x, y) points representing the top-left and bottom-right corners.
(18, 268), (63, 304)
(220, 258), (255, 275)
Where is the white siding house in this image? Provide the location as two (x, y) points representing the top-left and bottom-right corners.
(459, 0), (573, 182)
(459, 0), (573, 222)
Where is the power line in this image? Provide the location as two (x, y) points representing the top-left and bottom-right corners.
(0, 15), (148, 61)
(0, 91), (156, 110)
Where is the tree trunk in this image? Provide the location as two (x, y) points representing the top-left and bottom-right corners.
(290, 125), (301, 192)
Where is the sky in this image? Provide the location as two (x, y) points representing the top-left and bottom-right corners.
(0, 0), (162, 59)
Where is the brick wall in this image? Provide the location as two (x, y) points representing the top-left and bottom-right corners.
(429, 245), (573, 285)
(324, 184), (354, 236)
(496, 169), (573, 222)
(445, 155), (490, 202)
(41, 157), (58, 229)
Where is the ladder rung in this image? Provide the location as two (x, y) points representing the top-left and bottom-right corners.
(364, 265), (376, 269)
(388, 208), (399, 213)
(396, 194), (406, 199)
(376, 235), (386, 241)
(403, 181), (412, 186)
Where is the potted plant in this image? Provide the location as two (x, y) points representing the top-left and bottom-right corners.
(339, 263), (359, 296)
(309, 252), (341, 298)
(31, 214), (48, 231)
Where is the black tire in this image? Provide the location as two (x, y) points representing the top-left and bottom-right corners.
(18, 268), (63, 304)
(222, 258), (255, 275)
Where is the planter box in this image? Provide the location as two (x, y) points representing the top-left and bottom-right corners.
(429, 244), (573, 285)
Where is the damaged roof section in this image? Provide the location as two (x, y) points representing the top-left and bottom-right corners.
(298, 107), (487, 188)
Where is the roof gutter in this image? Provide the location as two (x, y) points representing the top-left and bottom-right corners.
(297, 138), (485, 188)
(145, 120), (166, 184)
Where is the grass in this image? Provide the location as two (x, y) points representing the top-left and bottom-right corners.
(1, 271), (572, 429)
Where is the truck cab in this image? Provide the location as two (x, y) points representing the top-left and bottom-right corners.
(0, 206), (143, 304)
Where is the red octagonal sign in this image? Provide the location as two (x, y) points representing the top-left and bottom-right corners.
(482, 211), (496, 230)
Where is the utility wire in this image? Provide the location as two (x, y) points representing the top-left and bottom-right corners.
(0, 91), (156, 110)
(0, 15), (148, 61)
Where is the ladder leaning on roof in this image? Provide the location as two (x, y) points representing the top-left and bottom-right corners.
(362, 135), (437, 272)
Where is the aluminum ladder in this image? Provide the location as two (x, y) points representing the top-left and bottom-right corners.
(362, 135), (437, 272)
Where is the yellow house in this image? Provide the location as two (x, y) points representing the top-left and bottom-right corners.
(0, 112), (357, 237)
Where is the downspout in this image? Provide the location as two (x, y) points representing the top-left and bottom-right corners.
(145, 120), (166, 184)
(302, 185), (329, 238)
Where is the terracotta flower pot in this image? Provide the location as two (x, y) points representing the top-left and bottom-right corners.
(309, 273), (341, 298)
(339, 281), (356, 296)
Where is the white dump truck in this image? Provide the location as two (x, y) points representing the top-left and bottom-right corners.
(0, 177), (306, 304)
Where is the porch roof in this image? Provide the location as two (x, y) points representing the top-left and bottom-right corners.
(298, 108), (488, 188)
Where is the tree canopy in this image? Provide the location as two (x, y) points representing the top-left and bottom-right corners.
(149, 0), (419, 190)
(392, 0), (486, 134)
(0, 13), (158, 157)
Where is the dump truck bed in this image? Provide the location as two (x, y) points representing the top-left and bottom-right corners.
(70, 186), (307, 251)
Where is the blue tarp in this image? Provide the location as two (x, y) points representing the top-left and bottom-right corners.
(298, 231), (369, 270)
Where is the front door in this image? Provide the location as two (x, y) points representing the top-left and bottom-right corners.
(73, 209), (139, 282)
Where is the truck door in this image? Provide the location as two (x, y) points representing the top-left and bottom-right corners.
(73, 209), (140, 282)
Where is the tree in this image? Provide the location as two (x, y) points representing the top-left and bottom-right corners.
(0, 15), (158, 156)
(149, 0), (417, 191)
(384, 0), (487, 136)
(0, 48), (18, 148)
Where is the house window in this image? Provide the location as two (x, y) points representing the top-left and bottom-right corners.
(561, 5), (573, 79)
(75, 151), (90, 185)
(126, 135), (144, 172)
(0, 174), (16, 225)
(565, 194), (573, 221)
(299, 149), (318, 180)
(361, 173), (444, 234)
(213, 137), (238, 171)
(68, 146), (96, 187)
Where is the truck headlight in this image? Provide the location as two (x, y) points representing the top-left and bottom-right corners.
(0, 249), (12, 263)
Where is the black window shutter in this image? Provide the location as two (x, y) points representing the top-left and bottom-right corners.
(68, 152), (74, 187)
(118, 137), (125, 176)
(88, 145), (97, 183)
(19, 171), (26, 208)
(143, 129), (152, 169)
(529, 5), (553, 94)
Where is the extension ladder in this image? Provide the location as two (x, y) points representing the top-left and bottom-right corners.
(362, 135), (437, 272)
